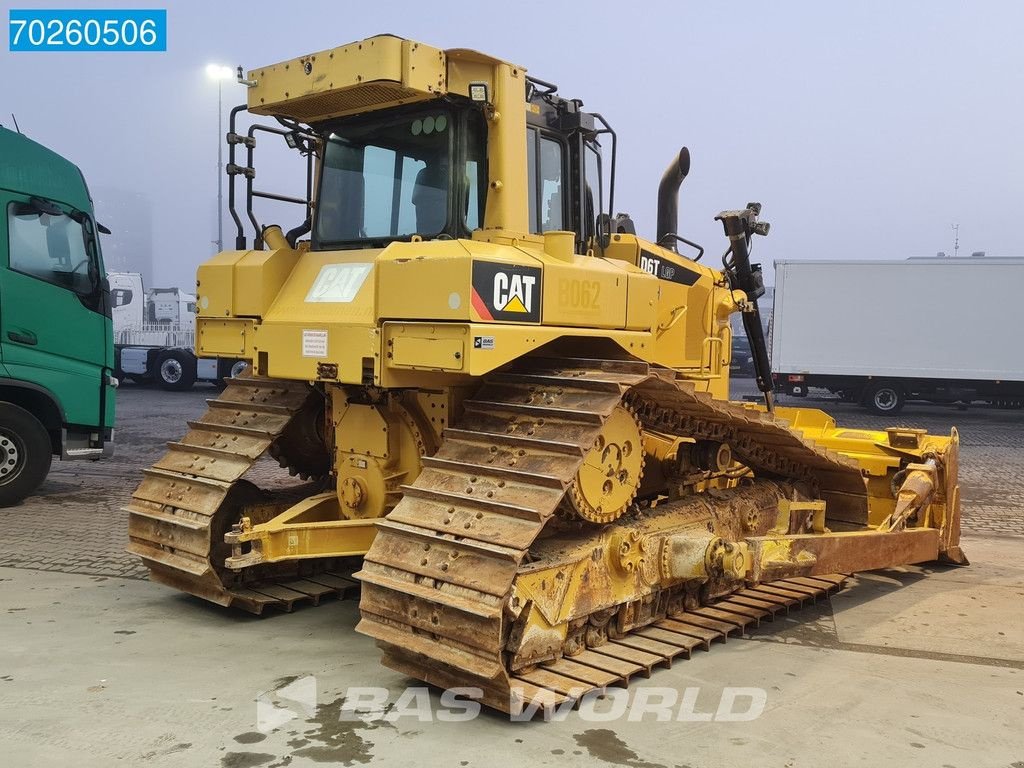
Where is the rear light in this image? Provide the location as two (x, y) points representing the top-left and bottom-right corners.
(787, 374), (805, 382)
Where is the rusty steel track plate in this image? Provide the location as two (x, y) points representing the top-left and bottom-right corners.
(502, 575), (848, 718)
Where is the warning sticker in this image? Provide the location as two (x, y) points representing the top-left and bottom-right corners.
(302, 329), (328, 358)
(473, 336), (496, 350)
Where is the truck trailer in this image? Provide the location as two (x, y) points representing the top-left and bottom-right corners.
(109, 271), (246, 390)
(772, 258), (1024, 413)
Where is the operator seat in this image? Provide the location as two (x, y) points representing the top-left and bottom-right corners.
(412, 163), (448, 235)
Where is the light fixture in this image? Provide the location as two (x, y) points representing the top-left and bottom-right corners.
(205, 63), (234, 81)
(468, 82), (489, 102)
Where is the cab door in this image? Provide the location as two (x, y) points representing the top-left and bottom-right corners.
(0, 196), (111, 431)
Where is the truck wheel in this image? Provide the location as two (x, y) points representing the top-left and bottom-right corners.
(864, 381), (905, 415)
(0, 403), (53, 507)
(213, 360), (250, 390)
(157, 351), (197, 391)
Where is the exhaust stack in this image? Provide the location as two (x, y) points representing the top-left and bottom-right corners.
(656, 147), (691, 247)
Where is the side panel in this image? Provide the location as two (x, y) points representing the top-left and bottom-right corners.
(605, 235), (737, 379)
(540, 259), (627, 328)
(196, 236), (735, 390)
(772, 259), (1024, 381)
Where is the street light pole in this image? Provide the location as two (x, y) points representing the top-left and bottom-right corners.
(216, 77), (223, 253)
(206, 64), (234, 253)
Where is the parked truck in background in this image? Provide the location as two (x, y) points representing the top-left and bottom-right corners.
(772, 258), (1024, 414)
(0, 126), (116, 505)
(109, 271), (247, 390)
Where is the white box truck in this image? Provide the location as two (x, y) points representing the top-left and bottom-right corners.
(108, 272), (247, 390)
(771, 258), (1024, 414)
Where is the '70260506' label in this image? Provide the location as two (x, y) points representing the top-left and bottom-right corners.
(8, 9), (167, 52)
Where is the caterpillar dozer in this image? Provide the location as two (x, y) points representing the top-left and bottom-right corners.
(127, 35), (966, 714)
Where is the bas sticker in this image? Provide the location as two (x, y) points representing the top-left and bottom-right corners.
(471, 262), (542, 323)
(473, 336), (495, 350)
(305, 263), (373, 303)
(302, 329), (328, 358)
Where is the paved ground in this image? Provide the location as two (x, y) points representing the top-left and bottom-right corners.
(1, 384), (302, 581)
(1, 380), (1022, 767)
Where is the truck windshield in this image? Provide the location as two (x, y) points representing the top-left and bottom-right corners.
(314, 106), (486, 247)
(7, 202), (97, 296)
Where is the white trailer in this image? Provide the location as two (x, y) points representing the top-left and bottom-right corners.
(108, 272), (247, 390)
(771, 258), (1024, 414)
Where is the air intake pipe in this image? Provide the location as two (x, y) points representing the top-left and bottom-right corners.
(656, 147), (691, 248)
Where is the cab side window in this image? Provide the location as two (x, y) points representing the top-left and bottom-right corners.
(111, 288), (133, 308)
(583, 142), (603, 242)
(526, 128), (565, 233)
(7, 202), (95, 295)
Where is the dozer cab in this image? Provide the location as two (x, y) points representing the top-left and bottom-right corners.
(128, 35), (966, 714)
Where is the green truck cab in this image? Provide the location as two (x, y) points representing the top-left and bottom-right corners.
(0, 126), (116, 505)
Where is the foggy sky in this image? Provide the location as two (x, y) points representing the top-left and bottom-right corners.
(2, 0), (1021, 289)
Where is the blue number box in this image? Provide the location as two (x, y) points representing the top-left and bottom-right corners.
(9, 9), (167, 52)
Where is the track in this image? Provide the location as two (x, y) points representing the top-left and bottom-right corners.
(127, 357), (867, 708)
(503, 573), (847, 717)
(356, 358), (869, 713)
(125, 371), (357, 613)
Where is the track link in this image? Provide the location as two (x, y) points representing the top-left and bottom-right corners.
(126, 371), (356, 613)
(356, 358), (868, 713)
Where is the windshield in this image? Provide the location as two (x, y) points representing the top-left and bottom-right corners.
(7, 202), (99, 295)
(314, 106), (487, 247)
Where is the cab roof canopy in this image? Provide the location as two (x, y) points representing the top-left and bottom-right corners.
(246, 34), (523, 124)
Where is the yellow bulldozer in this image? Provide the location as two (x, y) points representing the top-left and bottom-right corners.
(127, 35), (966, 714)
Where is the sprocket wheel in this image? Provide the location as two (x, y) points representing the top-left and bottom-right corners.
(268, 395), (330, 481)
(564, 404), (645, 524)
